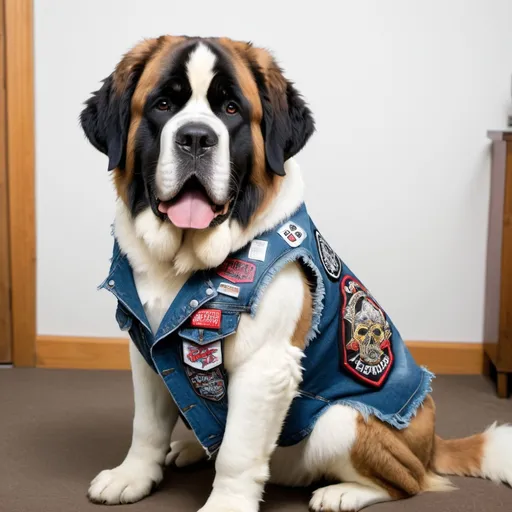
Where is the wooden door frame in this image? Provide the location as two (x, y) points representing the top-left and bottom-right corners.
(2, 0), (35, 366)
(0, 0), (11, 363)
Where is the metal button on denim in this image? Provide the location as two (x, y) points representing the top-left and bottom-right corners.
(108, 280), (115, 287)
(189, 299), (199, 308)
(206, 288), (214, 296)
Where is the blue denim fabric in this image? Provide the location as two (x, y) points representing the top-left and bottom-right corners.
(100, 204), (433, 454)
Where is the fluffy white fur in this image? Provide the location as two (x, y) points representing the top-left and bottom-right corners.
(88, 342), (178, 504)
(481, 423), (512, 484)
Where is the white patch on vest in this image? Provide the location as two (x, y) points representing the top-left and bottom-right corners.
(183, 339), (222, 371)
(248, 239), (268, 261)
(217, 282), (240, 298)
(278, 221), (307, 247)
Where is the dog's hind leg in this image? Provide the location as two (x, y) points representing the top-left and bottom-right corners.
(271, 399), (444, 511)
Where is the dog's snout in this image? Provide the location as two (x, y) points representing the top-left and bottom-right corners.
(175, 123), (218, 157)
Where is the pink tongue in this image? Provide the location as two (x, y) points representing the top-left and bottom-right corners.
(159, 190), (215, 229)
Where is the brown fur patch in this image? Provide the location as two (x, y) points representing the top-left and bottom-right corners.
(111, 36), (185, 203)
(291, 271), (313, 350)
(351, 396), (438, 499)
(433, 433), (484, 477)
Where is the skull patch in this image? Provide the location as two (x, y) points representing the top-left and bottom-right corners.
(341, 276), (393, 387)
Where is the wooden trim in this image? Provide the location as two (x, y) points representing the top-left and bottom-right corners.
(488, 130), (512, 142)
(4, 0), (35, 366)
(406, 341), (484, 375)
(0, 0), (12, 363)
(37, 336), (130, 370)
(36, 336), (485, 374)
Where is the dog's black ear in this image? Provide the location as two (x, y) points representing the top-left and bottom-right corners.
(259, 61), (315, 176)
(80, 38), (160, 171)
(80, 73), (130, 171)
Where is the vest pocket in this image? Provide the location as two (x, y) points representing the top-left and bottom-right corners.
(178, 312), (240, 345)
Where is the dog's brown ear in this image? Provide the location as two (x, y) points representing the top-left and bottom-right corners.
(79, 38), (160, 171)
(252, 49), (315, 176)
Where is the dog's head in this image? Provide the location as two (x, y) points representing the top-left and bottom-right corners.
(80, 36), (314, 232)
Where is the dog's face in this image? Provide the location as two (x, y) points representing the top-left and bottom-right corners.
(81, 36), (314, 231)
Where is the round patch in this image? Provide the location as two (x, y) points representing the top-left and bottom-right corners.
(315, 231), (342, 281)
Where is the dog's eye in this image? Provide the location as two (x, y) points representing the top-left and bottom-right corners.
(156, 99), (170, 111)
(225, 101), (238, 115)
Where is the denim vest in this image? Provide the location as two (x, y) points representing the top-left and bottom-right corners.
(101, 204), (433, 455)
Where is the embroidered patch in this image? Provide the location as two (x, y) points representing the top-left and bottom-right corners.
(315, 230), (342, 281)
(186, 366), (226, 402)
(183, 339), (222, 371)
(248, 239), (268, 261)
(340, 276), (393, 388)
(278, 221), (307, 247)
(217, 258), (256, 283)
(191, 309), (222, 329)
(217, 282), (240, 298)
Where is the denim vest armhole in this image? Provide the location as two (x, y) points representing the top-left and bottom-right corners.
(248, 247), (326, 345)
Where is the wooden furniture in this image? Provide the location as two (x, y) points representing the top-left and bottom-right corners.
(485, 131), (512, 397)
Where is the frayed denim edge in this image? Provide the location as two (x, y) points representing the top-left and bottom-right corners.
(279, 367), (435, 446)
(249, 248), (325, 345)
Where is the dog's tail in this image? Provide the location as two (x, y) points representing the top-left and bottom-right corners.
(430, 423), (512, 486)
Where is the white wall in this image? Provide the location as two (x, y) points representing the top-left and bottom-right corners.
(35, 0), (512, 342)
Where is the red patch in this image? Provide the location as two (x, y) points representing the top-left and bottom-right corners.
(191, 309), (222, 329)
(217, 258), (256, 284)
(340, 276), (393, 388)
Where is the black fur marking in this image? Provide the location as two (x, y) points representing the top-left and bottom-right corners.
(79, 38), (165, 172)
(263, 79), (315, 177)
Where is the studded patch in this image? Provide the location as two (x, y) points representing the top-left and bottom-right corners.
(341, 276), (393, 388)
(182, 339), (222, 371)
(315, 230), (342, 281)
(186, 366), (226, 402)
(217, 258), (256, 284)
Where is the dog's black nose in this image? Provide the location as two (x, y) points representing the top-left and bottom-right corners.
(175, 123), (218, 157)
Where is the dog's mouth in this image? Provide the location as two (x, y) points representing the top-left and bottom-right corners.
(157, 178), (232, 230)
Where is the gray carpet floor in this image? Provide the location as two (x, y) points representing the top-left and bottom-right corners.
(1, 369), (511, 512)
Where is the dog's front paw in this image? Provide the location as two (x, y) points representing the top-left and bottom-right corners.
(166, 439), (207, 467)
(87, 459), (162, 505)
(198, 494), (258, 512)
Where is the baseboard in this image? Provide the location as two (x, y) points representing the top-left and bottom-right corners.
(405, 341), (484, 374)
(36, 335), (485, 374)
(36, 335), (130, 370)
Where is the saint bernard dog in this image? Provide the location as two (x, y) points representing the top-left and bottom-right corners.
(80, 36), (512, 512)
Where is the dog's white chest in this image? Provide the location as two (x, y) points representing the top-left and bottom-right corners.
(133, 267), (191, 334)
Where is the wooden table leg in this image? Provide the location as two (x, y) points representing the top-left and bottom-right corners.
(483, 352), (492, 377)
(497, 372), (509, 398)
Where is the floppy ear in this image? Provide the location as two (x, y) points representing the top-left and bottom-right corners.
(80, 38), (159, 171)
(259, 60), (315, 176)
(80, 73), (130, 171)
